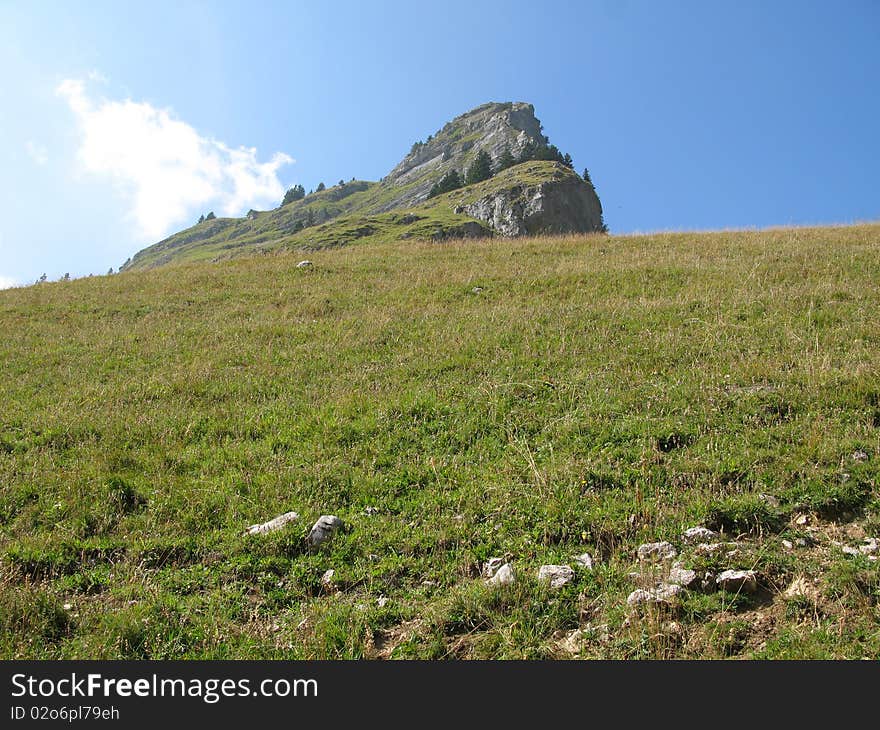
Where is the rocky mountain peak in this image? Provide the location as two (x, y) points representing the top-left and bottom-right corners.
(381, 102), (548, 209)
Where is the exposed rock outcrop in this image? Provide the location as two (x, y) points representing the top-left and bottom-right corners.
(453, 167), (604, 236)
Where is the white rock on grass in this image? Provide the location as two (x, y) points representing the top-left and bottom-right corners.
(307, 515), (343, 547)
(483, 557), (504, 579)
(320, 569), (335, 589)
(682, 526), (718, 544)
(486, 563), (515, 586)
(537, 565), (575, 589)
(783, 576), (815, 600)
(626, 583), (681, 606)
(637, 541), (677, 561)
(860, 538), (878, 556)
(667, 567), (699, 588)
(694, 542), (729, 557)
(573, 553), (594, 570)
(716, 569), (758, 593)
(296, 260), (313, 268)
(244, 511), (299, 536)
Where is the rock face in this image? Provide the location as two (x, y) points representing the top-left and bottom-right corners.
(384, 102), (604, 235)
(384, 102), (545, 206)
(453, 169), (604, 237)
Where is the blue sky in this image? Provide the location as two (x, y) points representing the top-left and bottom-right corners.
(1, 0), (878, 286)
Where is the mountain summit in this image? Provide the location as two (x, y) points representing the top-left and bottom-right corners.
(122, 102), (606, 270)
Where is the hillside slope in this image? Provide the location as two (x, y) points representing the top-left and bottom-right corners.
(122, 103), (606, 271)
(2, 224), (879, 659)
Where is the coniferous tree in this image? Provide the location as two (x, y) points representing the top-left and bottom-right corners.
(495, 145), (516, 172)
(38, 273), (47, 283)
(465, 150), (493, 186)
(205, 212), (216, 220)
(516, 141), (537, 164)
(427, 170), (463, 198)
(582, 168), (593, 185)
(282, 185), (305, 205)
(198, 214), (205, 223)
(562, 152), (574, 169)
(316, 182), (325, 192)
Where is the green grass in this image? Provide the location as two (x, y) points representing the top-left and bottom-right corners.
(1, 223), (879, 659)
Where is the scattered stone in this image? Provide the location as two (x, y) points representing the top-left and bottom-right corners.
(859, 537), (878, 556)
(296, 260), (313, 268)
(63, 602), (73, 611)
(471, 286), (484, 293)
(556, 629), (584, 655)
(783, 576), (816, 600)
(626, 583), (681, 606)
(851, 449), (869, 462)
(320, 569), (335, 589)
(716, 569), (758, 593)
(377, 596), (389, 608)
(637, 541), (677, 561)
(537, 564), (575, 589)
(682, 526), (718, 544)
(841, 545), (861, 557)
(483, 557), (504, 579)
(664, 620), (683, 635)
(795, 514), (810, 526)
(307, 515), (343, 547)
(667, 567), (699, 588)
(694, 542), (725, 557)
(363, 506), (379, 515)
(244, 511), (299, 536)
(782, 539), (794, 550)
(758, 493), (780, 508)
(486, 563), (515, 586)
(573, 552), (594, 570)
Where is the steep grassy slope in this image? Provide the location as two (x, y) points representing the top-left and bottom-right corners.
(2, 224), (879, 659)
(123, 161), (584, 270)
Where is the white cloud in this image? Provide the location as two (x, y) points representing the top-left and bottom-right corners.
(0, 275), (19, 290)
(25, 140), (49, 166)
(87, 69), (109, 84)
(56, 78), (294, 241)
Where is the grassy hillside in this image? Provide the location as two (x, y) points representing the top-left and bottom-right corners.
(2, 223), (879, 659)
(121, 161), (584, 271)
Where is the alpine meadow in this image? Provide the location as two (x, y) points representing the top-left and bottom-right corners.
(2, 222), (878, 659)
(2, 2), (880, 671)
